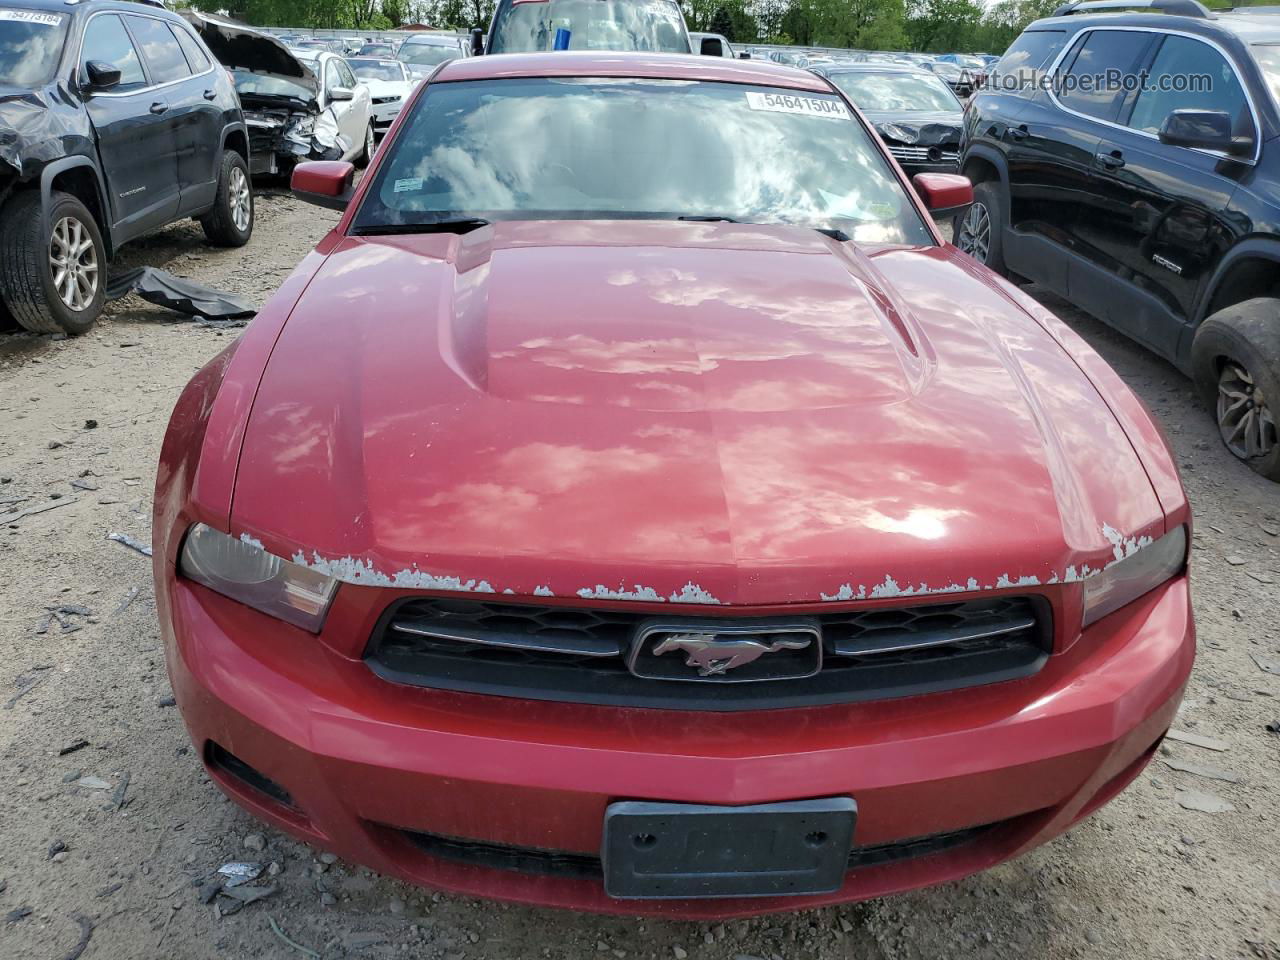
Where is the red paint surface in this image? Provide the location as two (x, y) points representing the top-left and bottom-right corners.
(154, 54), (1194, 915)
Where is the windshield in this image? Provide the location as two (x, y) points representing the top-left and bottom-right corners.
(398, 42), (460, 66)
(349, 58), (403, 80)
(355, 77), (930, 245)
(1256, 44), (1280, 107)
(232, 69), (314, 104)
(489, 0), (690, 54)
(0, 8), (68, 86)
(827, 72), (961, 113)
(929, 62), (961, 80)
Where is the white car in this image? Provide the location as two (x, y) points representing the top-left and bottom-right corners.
(293, 50), (376, 165)
(345, 58), (414, 139)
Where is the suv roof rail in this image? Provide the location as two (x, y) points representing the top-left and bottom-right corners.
(1050, 0), (1211, 17)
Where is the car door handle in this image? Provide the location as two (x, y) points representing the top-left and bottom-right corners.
(1006, 124), (1029, 141)
(202, 89), (217, 101)
(1095, 151), (1125, 169)
(149, 101), (168, 115)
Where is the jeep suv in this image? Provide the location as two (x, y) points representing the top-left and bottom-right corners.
(957, 0), (1280, 479)
(0, 0), (252, 335)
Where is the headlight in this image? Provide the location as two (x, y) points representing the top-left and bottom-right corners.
(179, 524), (337, 632)
(1082, 526), (1186, 627)
(878, 123), (918, 144)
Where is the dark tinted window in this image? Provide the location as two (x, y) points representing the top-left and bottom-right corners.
(1127, 35), (1252, 140)
(1057, 30), (1152, 122)
(397, 42), (460, 65)
(0, 9), (69, 86)
(126, 15), (190, 84)
(991, 29), (1066, 97)
(80, 13), (145, 89)
(172, 24), (211, 73)
(827, 71), (961, 112)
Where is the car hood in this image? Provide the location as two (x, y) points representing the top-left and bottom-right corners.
(866, 112), (962, 143)
(183, 11), (318, 98)
(231, 220), (1165, 605)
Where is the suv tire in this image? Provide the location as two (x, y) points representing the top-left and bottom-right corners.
(0, 190), (106, 335)
(200, 150), (254, 247)
(954, 181), (1007, 277)
(1191, 297), (1280, 481)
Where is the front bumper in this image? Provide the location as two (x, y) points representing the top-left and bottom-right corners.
(162, 575), (1193, 918)
(371, 105), (401, 134)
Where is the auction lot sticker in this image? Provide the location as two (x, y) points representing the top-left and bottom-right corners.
(0, 8), (63, 23)
(745, 91), (849, 121)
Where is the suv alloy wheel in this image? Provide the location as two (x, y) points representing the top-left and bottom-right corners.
(1192, 298), (1280, 481)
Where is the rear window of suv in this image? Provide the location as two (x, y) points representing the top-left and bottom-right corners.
(489, 0), (690, 53)
(990, 29), (1066, 96)
(0, 7), (69, 87)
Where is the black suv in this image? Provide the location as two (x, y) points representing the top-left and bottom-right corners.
(0, 0), (252, 335)
(957, 0), (1280, 479)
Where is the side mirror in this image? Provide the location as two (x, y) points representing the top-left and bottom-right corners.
(292, 160), (355, 211)
(85, 60), (121, 90)
(1158, 108), (1249, 157)
(470, 27), (484, 56)
(328, 85), (354, 102)
(738, 51), (751, 59)
(700, 36), (724, 57)
(912, 172), (973, 218)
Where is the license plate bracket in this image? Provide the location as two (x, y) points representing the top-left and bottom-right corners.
(603, 797), (856, 899)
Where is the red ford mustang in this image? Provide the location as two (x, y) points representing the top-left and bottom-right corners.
(154, 52), (1194, 917)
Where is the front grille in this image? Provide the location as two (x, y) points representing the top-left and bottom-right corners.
(366, 594), (1050, 710)
(888, 145), (960, 164)
(397, 822), (994, 880)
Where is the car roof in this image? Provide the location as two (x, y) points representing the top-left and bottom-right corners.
(1026, 8), (1280, 43)
(818, 63), (938, 76)
(15, 0), (187, 17)
(433, 51), (830, 92)
(401, 34), (462, 45)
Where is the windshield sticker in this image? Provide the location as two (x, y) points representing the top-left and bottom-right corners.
(393, 177), (423, 193)
(745, 91), (849, 121)
(0, 9), (63, 24)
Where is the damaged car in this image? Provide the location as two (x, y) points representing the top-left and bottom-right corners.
(187, 14), (374, 176)
(156, 53), (1193, 917)
(811, 63), (963, 177)
(0, 0), (252, 334)
(346, 58), (415, 138)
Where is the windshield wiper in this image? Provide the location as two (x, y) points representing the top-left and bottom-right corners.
(353, 218), (491, 236)
(677, 215), (739, 223)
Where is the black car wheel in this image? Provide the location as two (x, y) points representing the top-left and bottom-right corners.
(201, 150), (254, 247)
(1192, 297), (1280, 481)
(954, 181), (1007, 277)
(356, 123), (376, 169)
(0, 190), (106, 335)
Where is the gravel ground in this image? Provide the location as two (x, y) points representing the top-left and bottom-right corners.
(0, 195), (1277, 960)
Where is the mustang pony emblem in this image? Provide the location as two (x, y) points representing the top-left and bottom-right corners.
(651, 632), (812, 677)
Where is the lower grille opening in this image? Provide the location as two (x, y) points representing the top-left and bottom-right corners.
(396, 822), (997, 881)
(205, 741), (295, 809)
(367, 595), (1052, 710)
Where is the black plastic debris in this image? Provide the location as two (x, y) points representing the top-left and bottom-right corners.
(105, 268), (256, 321)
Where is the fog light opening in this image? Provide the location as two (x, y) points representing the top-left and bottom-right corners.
(205, 741), (295, 810)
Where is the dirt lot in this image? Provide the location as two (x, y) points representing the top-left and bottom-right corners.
(1, 193), (1277, 960)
